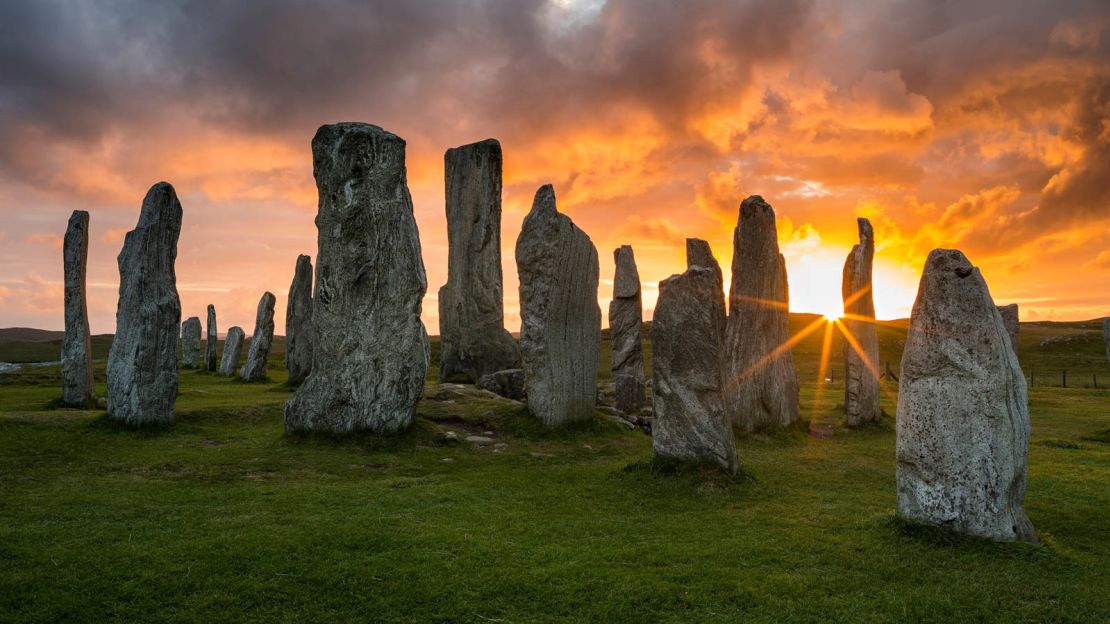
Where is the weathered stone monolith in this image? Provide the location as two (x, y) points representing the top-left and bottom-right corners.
(997, 304), (1019, 351)
(106, 182), (182, 425)
(285, 255), (313, 386)
(438, 139), (519, 383)
(477, 368), (527, 401)
(652, 243), (736, 474)
(61, 210), (93, 407)
(240, 291), (276, 381)
(842, 217), (881, 426)
(181, 317), (201, 368)
(609, 245), (645, 413)
(1104, 317), (1110, 367)
(724, 196), (799, 430)
(219, 326), (245, 376)
(897, 249), (1035, 542)
(516, 184), (600, 428)
(284, 123), (429, 433)
(205, 305), (218, 371)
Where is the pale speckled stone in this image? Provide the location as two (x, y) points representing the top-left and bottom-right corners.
(997, 304), (1019, 352)
(240, 291), (276, 381)
(219, 327), (245, 376)
(181, 317), (202, 368)
(897, 249), (1035, 542)
(608, 245), (645, 413)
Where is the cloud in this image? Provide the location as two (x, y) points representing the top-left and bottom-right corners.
(612, 216), (686, 248)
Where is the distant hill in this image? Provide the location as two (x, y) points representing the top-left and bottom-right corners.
(0, 328), (65, 342)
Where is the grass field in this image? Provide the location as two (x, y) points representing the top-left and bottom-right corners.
(1, 316), (1108, 622)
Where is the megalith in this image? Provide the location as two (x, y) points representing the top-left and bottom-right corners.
(205, 304), (218, 371)
(516, 184), (600, 428)
(181, 317), (202, 368)
(219, 326), (245, 376)
(285, 254), (314, 386)
(284, 123), (429, 433)
(106, 182), (182, 425)
(997, 304), (1019, 352)
(896, 249), (1035, 542)
(842, 217), (881, 426)
(609, 245), (645, 413)
(438, 139), (519, 382)
(652, 241), (736, 474)
(240, 291), (276, 381)
(61, 210), (93, 406)
(724, 195), (799, 430)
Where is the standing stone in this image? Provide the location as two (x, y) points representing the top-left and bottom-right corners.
(284, 123), (429, 433)
(106, 182), (182, 425)
(516, 184), (600, 428)
(240, 291), (276, 381)
(609, 245), (645, 413)
(219, 327), (245, 376)
(285, 255), (314, 386)
(180, 317), (202, 368)
(724, 196), (799, 430)
(896, 249), (1035, 542)
(997, 304), (1019, 352)
(1104, 317), (1110, 368)
(61, 210), (93, 407)
(842, 217), (881, 426)
(205, 304), (218, 371)
(652, 242), (736, 474)
(438, 139), (519, 382)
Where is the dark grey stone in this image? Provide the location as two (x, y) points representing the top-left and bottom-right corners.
(285, 255), (314, 385)
(843, 217), (880, 426)
(477, 368), (526, 401)
(608, 245), (644, 413)
(61, 210), (92, 406)
(181, 317), (202, 368)
(219, 326), (245, 376)
(240, 291), (276, 381)
(205, 304), (218, 371)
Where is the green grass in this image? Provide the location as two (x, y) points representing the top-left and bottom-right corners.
(1, 318), (1108, 622)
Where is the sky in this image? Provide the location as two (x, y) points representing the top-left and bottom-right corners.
(0, 0), (1108, 336)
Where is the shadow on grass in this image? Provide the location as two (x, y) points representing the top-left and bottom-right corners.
(619, 455), (758, 498)
(282, 418), (441, 454)
(886, 516), (1053, 558)
(735, 417), (812, 444)
(1080, 428), (1110, 444)
(86, 413), (175, 438)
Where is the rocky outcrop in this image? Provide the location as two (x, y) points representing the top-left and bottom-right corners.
(724, 196), (799, 430)
(516, 185), (601, 428)
(219, 326), (245, 376)
(285, 255), (313, 386)
(205, 305), (218, 371)
(477, 368), (526, 401)
(997, 304), (1019, 352)
(438, 139), (519, 382)
(61, 210), (93, 406)
(842, 217), (881, 426)
(181, 317), (202, 368)
(609, 245), (645, 413)
(652, 243), (736, 475)
(284, 123), (429, 434)
(897, 249), (1035, 542)
(106, 182), (182, 425)
(240, 291), (276, 381)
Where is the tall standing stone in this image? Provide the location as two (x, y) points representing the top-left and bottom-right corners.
(106, 182), (182, 425)
(205, 304), (218, 371)
(724, 195), (799, 430)
(181, 317), (202, 368)
(284, 123), (429, 434)
(652, 241), (736, 474)
(61, 210), (93, 407)
(285, 255), (314, 386)
(516, 185), (600, 428)
(609, 245), (645, 413)
(842, 217), (881, 426)
(997, 304), (1019, 352)
(438, 139), (519, 382)
(240, 291), (276, 381)
(219, 326), (245, 376)
(897, 249), (1035, 542)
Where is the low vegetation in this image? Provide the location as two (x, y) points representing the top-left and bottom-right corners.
(1, 316), (1107, 622)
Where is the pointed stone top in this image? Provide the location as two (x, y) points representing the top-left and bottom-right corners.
(137, 182), (182, 229)
(685, 238), (718, 271)
(612, 245), (640, 298)
(857, 217), (874, 242)
(528, 184), (558, 219)
(207, 303), (215, 314)
(737, 195), (778, 244)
